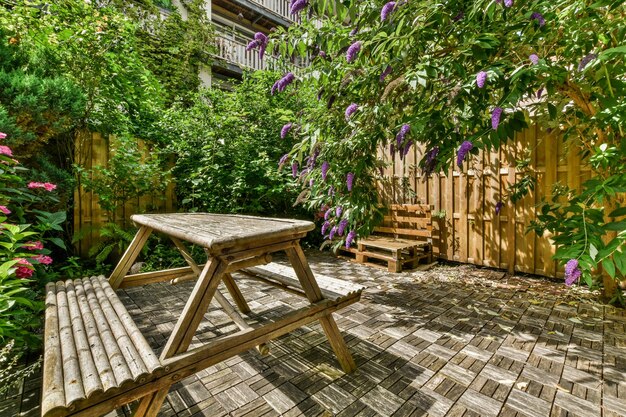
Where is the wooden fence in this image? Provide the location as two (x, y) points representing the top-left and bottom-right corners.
(380, 124), (591, 278)
(73, 132), (176, 256)
(74, 128), (594, 281)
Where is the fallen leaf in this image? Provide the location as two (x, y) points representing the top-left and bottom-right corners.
(568, 317), (583, 324)
(516, 382), (528, 390)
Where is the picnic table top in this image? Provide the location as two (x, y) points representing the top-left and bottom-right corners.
(131, 213), (315, 251)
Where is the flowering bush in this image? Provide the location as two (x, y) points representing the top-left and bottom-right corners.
(268, 0), (625, 297)
(0, 132), (66, 350)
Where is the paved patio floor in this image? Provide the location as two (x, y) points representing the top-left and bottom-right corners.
(3, 250), (626, 417)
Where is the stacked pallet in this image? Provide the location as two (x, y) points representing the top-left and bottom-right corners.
(341, 204), (433, 272)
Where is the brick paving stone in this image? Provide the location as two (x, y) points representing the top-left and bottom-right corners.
(505, 388), (552, 417)
(9, 251), (626, 417)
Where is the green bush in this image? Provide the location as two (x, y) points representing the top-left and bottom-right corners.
(163, 71), (315, 217)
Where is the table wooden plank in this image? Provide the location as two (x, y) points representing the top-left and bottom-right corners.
(131, 213), (314, 252)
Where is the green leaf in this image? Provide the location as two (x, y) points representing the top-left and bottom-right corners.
(603, 258), (616, 279)
(48, 237), (67, 250)
(614, 251), (626, 276)
(590, 244), (598, 261)
(608, 207), (626, 218)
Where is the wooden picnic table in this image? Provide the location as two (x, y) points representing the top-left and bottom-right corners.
(42, 213), (362, 417)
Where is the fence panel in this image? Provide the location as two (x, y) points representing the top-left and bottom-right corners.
(381, 125), (591, 278)
(73, 132), (176, 256)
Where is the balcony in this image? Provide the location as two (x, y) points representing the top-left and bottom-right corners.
(212, 0), (299, 29)
(214, 34), (269, 73)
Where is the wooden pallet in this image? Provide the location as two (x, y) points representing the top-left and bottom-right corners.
(338, 204), (433, 272)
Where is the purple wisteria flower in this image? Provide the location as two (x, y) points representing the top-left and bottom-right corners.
(246, 32), (269, 59)
(530, 12), (545, 27)
(321, 221), (331, 235)
(504, 0), (513, 7)
(321, 161), (330, 181)
(290, 0), (308, 15)
(529, 54), (539, 65)
(578, 53), (597, 71)
(381, 1), (396, 21)
(396, 124), (410, 146)
(336, 206), (343, 218)
(329, 226), (338, 240)
(280, 123), (293, 139)
(309, 179), (314, 187)
(380, 65), (393, 82)
(345, 230), (357, 249)
(456, 141), (473, 167)
(345, 103), (359, 120)
(278, 154), (289, 167)
(337, 219), (348, 236)
(401, 140), (413, 158)
(564, 259), (582, 286)
(495, 201), (504, 215)
(453, 11), (464, 22)
(423, 146), (439, 176)
(349, 27), (358, 37)
(291, 162), (299, 178)
(327, 95), (336, 109)
(492, 107), (503, 130)
(324, 208), (333, 220)
(318, 50), (327, 58)
(346, 172), (355, 191)
(346, 41), (362, 63)
(271, 72), (295, 95)
(476, 71), (487, 88)
(537, 88), (544, 99)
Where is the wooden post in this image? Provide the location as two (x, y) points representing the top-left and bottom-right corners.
(109, 226), (152, 289)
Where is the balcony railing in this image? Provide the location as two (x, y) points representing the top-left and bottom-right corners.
(214, 33), (309, 72)
(252, 0), (293, 22)
(214, 34), (268, 71)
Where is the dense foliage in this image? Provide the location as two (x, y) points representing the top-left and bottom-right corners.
(266, 0), (625, 294)
(163, 72), (315, 217)
(0, 131), (67, 388)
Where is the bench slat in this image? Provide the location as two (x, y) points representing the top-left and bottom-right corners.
(42, 276), (163, 417)
(359, 236), (431, 251)
(241, 264), (364, 301)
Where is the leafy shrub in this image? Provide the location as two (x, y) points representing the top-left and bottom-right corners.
(162, 71), (315, 217)
(269, 0), (626, 294)
(0, 132), (67, 348)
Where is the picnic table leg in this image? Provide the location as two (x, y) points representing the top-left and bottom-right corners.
(109, 226), (152, 289)
(222, 273), (251, 314)
(132, 258), (228, 416)
(133, 388), (169, 417)
(286, 244), (357, 373)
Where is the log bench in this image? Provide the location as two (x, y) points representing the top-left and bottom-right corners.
(42, 276), (163, 417)
(348, 204), (433, 272)
(241, 263), (365, 304)
(43, 269), (363, 417)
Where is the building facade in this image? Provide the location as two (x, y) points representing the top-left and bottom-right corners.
(166, 0), (298, 87)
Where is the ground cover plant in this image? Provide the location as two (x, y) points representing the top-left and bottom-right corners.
(258, 0), (626, 298)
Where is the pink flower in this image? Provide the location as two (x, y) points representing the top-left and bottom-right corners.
(43, 183), (57, 191)
(14, 258), (33, 279)
(0, 132), (6, 139)
(0, 145), (13, 156)
(0, 205), (10, 215)
(27, 182), (57, 191)
(25, 241), (44, 250)
(35, 254), (53, 265)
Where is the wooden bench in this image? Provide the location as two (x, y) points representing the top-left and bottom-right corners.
(42, 265), (363, 417)
(241, 263), (365, 305)
(42, 276), (163, 417)
(349, 204), (433, 272)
